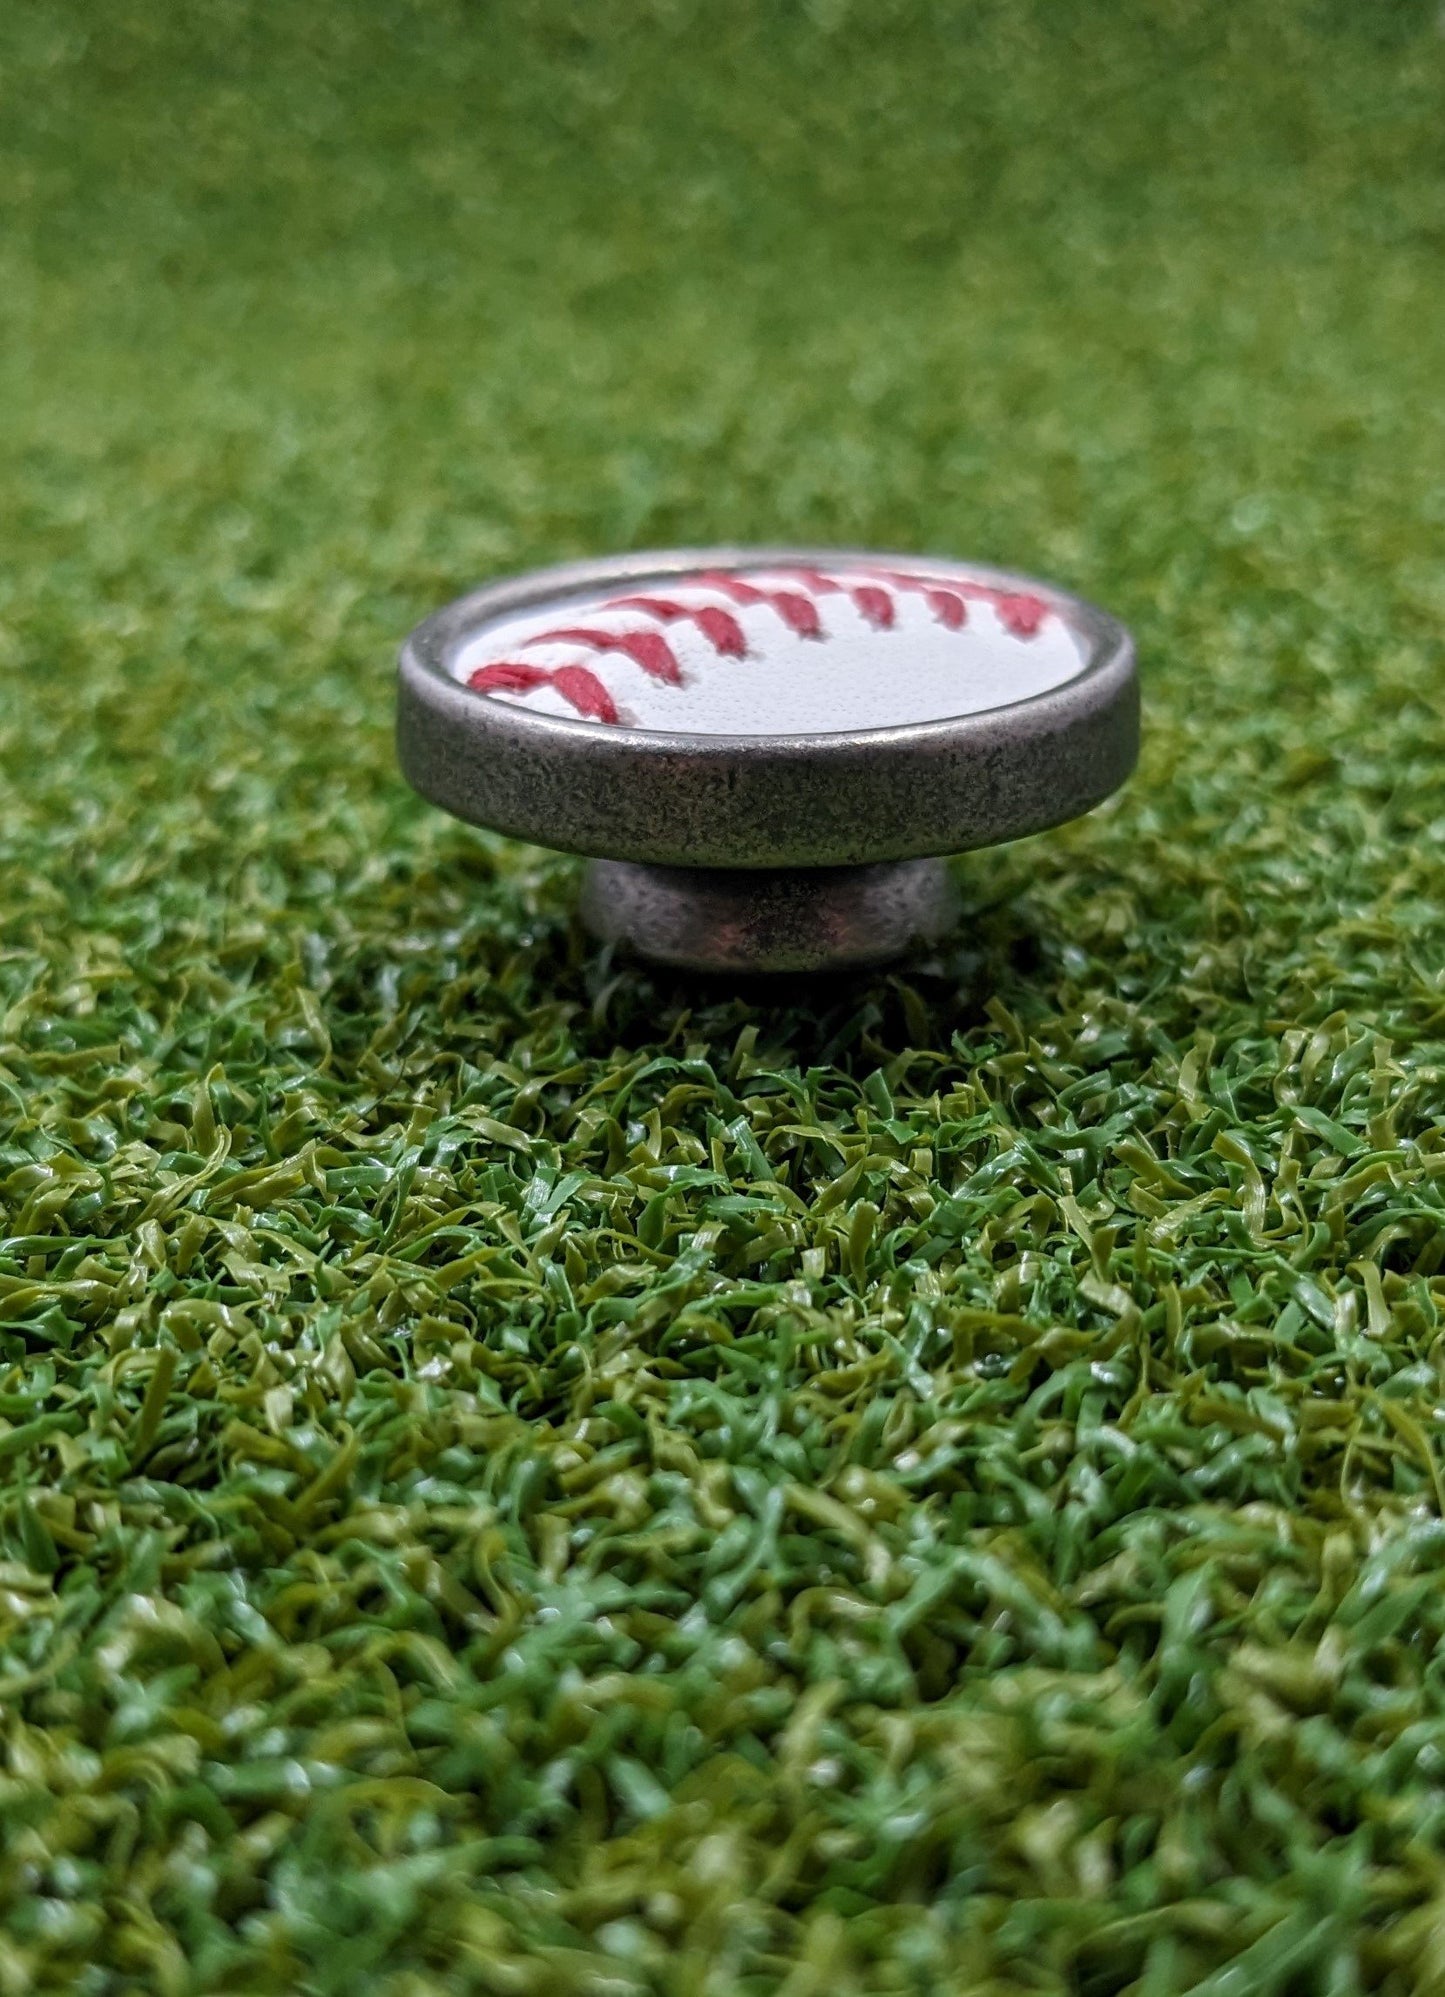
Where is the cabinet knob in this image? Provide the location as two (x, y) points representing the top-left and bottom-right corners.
(398, 547), (1138, 972)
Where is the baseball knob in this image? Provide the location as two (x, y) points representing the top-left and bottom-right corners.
(397, 547), (1139, 972)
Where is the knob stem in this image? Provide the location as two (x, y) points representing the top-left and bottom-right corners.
(580, 858), (957, 973)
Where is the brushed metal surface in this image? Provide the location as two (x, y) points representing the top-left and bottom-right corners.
(579, 859), (957, 972)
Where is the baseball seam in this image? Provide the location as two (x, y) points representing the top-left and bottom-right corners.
(466, 567), (1051, 722)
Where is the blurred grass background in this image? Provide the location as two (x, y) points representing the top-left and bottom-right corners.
(2, 2), (1445, 1992)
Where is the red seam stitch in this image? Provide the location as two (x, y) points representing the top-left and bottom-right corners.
(467, 662), (551, 694)
(468, 563), (1052, 725)
(868, 570), (967, 629)
(602, 595), (749, 658)
(468, 660), (620, 724)
(524, 626), (682, 684)
(768, 563), (1047, 638)
(869, 568), (1049, 638)
(695, 572), (824, 638)
(786, 568), (896, 630)
(991, 591), (1048, 638)
(692, 605), (751, 655)
(848, 583), (896, 629)
(549, 664), (620, 723)
(956, 585), (1047, 638)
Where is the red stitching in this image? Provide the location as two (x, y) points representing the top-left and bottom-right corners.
(467, 662), (551, 695)
(603, 596), (749, 657)
(858, 571), (967, 629)
(850, 583), (896, 629)
(992, 591), (1048, 638)
(695, 572), (824, 638)
(780, 565), (1047, 637)
(550, 664), (621, 723)
(869, 568), (1048, 638)
(467, 565), (1052, 722)
(468, 660), (620, 724)
(786, 568), (897, 630)
(524, 625), (682, 684)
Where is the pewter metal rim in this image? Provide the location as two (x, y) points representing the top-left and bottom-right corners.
(397, 545), (1139, 870)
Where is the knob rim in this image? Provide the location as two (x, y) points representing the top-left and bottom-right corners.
(397, 547), (1138, 870)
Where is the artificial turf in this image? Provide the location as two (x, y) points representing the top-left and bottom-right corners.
(2, 2), (1445, 1990)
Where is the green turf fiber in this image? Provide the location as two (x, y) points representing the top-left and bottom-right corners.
(2, 2), (1445, 1990)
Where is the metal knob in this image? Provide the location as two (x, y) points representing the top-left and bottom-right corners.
(397, 547), (1139, 972)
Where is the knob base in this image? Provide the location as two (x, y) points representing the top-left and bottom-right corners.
(579, 859), (958, 973)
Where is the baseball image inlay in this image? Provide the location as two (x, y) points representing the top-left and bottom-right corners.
(452, 560), (1089, 735)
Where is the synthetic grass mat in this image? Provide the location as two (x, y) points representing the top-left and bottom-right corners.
(3, 3), (1445, 1992)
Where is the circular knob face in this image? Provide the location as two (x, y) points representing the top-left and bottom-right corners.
(398, 547), (1137, 872)
(453, 560), (1089, 737)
